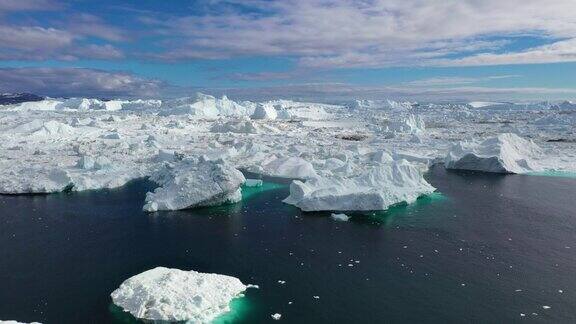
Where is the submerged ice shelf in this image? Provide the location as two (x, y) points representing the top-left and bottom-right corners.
(0, 93), (575, 212)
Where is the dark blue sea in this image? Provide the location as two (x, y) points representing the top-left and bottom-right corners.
(1, 166), (575, 323)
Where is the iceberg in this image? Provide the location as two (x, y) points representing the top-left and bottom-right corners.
(445, 133), (542, 174)
(159, 93), (250, 117)
(111, 267), (250, 323)
(261, 157), (317, 179)
(386, 114), (426, 134)
(283, 160), (435, 211)
(143, 159), (245, 212)
(251, 103), (277, 120)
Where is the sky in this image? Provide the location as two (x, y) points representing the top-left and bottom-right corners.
(0, 0), (575, 101)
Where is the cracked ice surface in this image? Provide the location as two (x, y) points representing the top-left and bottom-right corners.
(1, 94), (575, 210)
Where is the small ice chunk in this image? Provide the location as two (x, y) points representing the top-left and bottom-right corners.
(245, 179), (263, 187)
(330, 213), (350, 222)
(271, 313), (282, 320)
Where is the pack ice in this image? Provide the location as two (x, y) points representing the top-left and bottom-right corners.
(111, 267), (250, 323)
(1, 93), (575, 211)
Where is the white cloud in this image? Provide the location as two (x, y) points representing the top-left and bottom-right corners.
(0, 24), (125, 60)
(0, 68), (163, 97)
(204, 82), (576, 102)
(143, 0), (576, 68)
(405, 75), (520, 87)
(0, 0), (57, 12)
(433, 38), (576, 66)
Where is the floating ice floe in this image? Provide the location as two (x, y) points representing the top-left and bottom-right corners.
(284, 159), (435, 211)
(245, 179), (263, 187)
(0, 321), (42, 324)
(143, 158), (245, 212)
(111, 267), (251, 323)
(330, 213), (350, 221)
(445, 133), (542, 174)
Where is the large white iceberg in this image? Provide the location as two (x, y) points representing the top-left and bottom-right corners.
(143, 159), (245, 212)
(445, 133), (542, 174)
(111, 267), (250, 323)
(283, 159), (435, 211)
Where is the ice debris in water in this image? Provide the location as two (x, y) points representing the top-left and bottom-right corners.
(271, 313), (282, 320)
(245, 179), (263, 187)
(330, 213), (350, 221)
(111, 267), (251, 323)
(143, 158), (245, 212)
(445, 133), (543, 174)
(0, 321), (42, 324)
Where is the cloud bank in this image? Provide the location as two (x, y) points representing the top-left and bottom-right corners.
(0, 68), (163, 98)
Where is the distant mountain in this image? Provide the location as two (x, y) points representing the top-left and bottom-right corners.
(0, 93), (44, 105)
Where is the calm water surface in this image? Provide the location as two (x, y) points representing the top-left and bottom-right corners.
(1, 166), (575, 323)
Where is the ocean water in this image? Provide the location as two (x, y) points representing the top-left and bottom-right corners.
(0, 166), (575, 323)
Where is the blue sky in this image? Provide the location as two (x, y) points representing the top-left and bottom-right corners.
(0, 0), (575, 100)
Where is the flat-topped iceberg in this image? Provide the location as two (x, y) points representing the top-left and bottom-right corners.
(0, 321), (42, 324)
(143, 159), (245, 212)
(283, 159), (435, 211)
(445, 133), (542, 174)
(111, 267), (250, 323)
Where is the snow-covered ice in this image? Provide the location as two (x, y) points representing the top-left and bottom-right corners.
(284, 159), (435, 211)
(111, 267), (250, 323)
(445, 133), (542, 174)
(143, 158), (245, 212)
(1, 93), (575, 212)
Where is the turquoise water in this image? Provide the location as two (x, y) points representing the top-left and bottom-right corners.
(1, 166), (575, 323)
